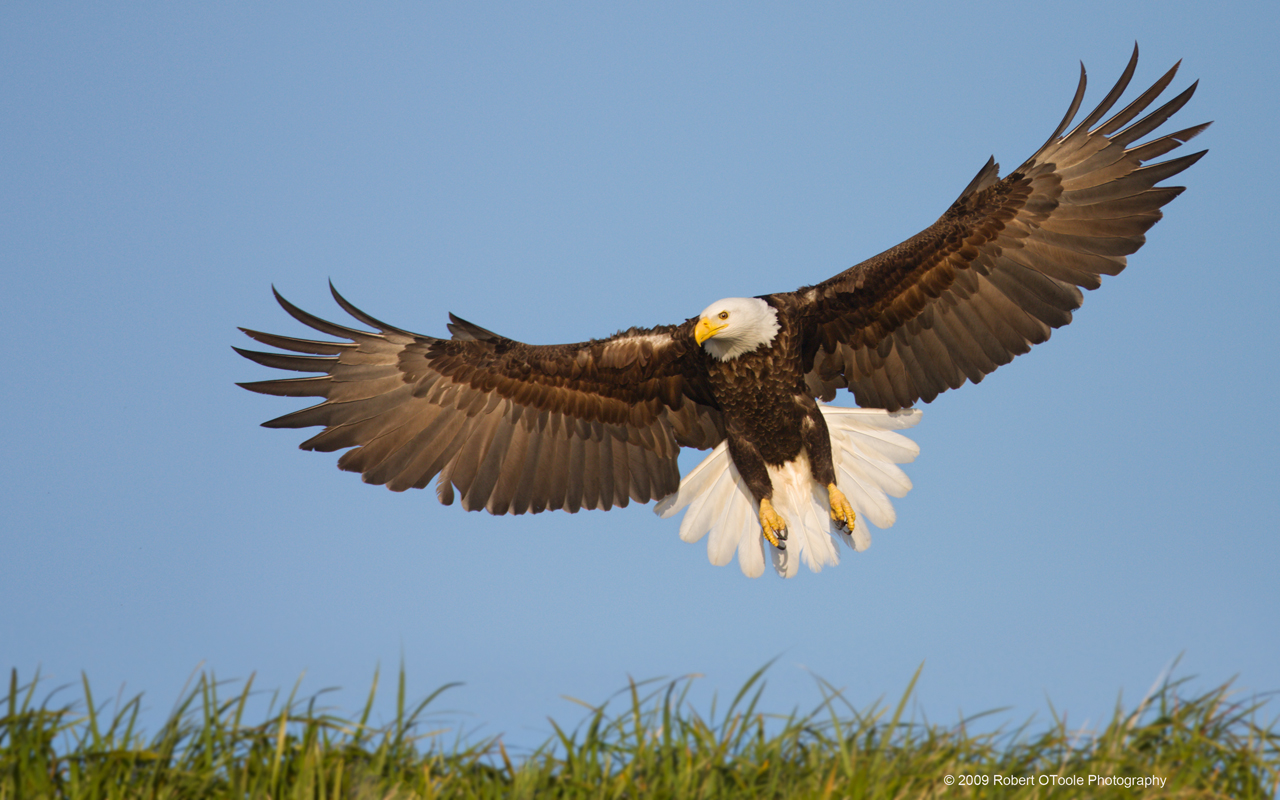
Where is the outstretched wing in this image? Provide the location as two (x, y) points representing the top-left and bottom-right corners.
(236, 285), (724, 515)
(783, 46), (1208, 411)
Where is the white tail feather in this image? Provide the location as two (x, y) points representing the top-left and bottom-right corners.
(655, 406), (921, 578)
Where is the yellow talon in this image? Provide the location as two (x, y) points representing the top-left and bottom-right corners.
(758, 498), (789, 550)
(828, 484), (856, 533)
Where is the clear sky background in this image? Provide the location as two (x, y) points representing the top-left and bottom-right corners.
(4, 2), (1277, 749)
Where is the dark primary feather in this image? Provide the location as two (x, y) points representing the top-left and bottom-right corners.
(237, 285), (723, 514)
(781, 45), (1208, 411)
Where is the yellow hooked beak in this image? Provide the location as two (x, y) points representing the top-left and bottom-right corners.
(694, 317), (727, 345)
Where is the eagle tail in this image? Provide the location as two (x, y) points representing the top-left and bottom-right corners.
(654, 407), (921, 578)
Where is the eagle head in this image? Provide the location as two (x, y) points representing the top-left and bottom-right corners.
(694, 297), (781, 361)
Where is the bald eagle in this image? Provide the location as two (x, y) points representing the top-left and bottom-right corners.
(237, 48), (1206, 577)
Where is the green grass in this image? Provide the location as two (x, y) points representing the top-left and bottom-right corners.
(2, 665), (1276, 799)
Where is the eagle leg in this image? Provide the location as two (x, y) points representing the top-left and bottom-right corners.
(758, 498), (789, 550)
(828, 484), (857, 533)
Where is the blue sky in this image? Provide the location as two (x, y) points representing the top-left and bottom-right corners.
(4, 2), (1277, 749)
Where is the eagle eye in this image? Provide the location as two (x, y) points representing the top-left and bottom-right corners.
(718, 311), (729, 320)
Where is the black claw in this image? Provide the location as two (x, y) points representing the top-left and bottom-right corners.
(778, 527), (788, 541)
(775, 541), (786, 551)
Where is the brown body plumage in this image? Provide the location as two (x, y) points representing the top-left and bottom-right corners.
(703, 309), (837, 503)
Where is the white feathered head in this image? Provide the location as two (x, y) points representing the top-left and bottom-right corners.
(694, 297), (781, 361)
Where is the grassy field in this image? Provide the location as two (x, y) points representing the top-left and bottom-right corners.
(2, 665), (1276, 799)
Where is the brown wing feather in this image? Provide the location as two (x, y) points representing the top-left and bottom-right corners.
(784, 45), (1208, 411)
(237, 285), (723, 514)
